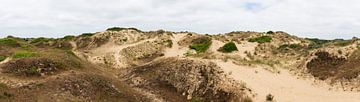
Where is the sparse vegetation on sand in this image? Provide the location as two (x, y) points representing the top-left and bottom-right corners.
(248, 36), (272, 43)
(189, 37), (212, 53)
(0, 56), (6, 62)
(218, 42), (238, 53)
(0, 38), (19, 47)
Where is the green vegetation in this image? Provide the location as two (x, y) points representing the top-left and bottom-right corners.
(248, 36), (272, 43)
(61, 35), (75, 41)
(26, 67), (40, 75)
(80, 33), (95, 37)
(218, 42), (238, 53)
(189, 37), (212, 53)
(306, 38), (331, 49)
(0, 38), (19, 47)
(0, 56), (6, 62)
(106, 27), (142, 32)
(30, 37), (54, 44)
(334, 40), (352, 46)
(278, 44), (301, 49)
(13, 51), (38, 58)
(266, 31), (275, 34)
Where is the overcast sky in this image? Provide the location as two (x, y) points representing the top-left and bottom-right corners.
(1, 0), (360, 39)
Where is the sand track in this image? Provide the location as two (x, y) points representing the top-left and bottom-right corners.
(215, 60), (360, 102)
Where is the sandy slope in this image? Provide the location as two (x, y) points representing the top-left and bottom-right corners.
(215, 60), (360, 102)
(164, 33), (188, 57)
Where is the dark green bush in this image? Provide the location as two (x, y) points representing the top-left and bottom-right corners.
(0, 38), (19, 47)
(106, 27), (142, 32)
(30, 37), (54, 44)
(0, 56), (6, 62)
(80, 33), (95, 37)
(266, 31), (275, 34)
(61, 35), (75, 41)
(306, 38), (331, 49)
(248, 36), (272, 43)
(218, 42), (238, 53)
(189, 37), (212, 53)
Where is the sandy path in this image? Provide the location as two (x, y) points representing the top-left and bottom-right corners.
(164, 34), (188, 57)
(215, 60), (360, 102)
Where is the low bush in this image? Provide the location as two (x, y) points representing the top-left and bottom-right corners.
(80, 33), (95, 37)
(30, 37), (54, 44)
(61, 35), (75, 41)
(248, 36), (272, 43)
(0, 56), (6, 62)
(266, 31), (275, 34)
(218, 42), (238, 53)
(189, 37), (212, 53)
(106, 27), (142, 32)
(0, 38), (19, 47)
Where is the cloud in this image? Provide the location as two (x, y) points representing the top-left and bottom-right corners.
(0, 0), (360, 39)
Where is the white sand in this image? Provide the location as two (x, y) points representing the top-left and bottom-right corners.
(215, 60), (360, 102)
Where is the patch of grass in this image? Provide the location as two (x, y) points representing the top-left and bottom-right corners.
(218, 42), (238, 53)
(12, 51), (38, 58)
(26, 67), (40, 75)
(106, 27), (142, 32)
(278, 44), (301, 50)
(189, 37), (212, 53)
(80, 33), (95, 37)
(334, 40), (352, 46)
(0, 38), (19, 47)
(266, 31), (275, 34)
(248, 36), (272, 43)
(61, 35), (75, 41)
(0, 56), (6, 62)
(30, 37), (54, 44)
(306, 38), (331, 49)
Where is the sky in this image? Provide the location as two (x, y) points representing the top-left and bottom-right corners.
(1, 0), (360, 39)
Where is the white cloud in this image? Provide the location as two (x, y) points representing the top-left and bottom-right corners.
(0, 0), (360, 39)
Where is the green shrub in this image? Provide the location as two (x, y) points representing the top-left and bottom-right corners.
(80, 33), (95, 37)
(306, 38), (331, 49)
(13, 52), (38, 58)
(189, 37), (212, 53)
(61, 35), (75, 41)
(248, 36), (272, 43)
(30, 37), (54, 44)
(218, 42), (238, 53)
(0, 56), (6, 62)
(0, 38), (19, 47)
(106, 27), (142, 32)
(266, 31), (275, 34)
(334, 40), (352, 46)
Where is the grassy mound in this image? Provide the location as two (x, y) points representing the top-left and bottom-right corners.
(248, 36), (272, 43)
(189, 37), (212, 53)
(218, 42), (238, 53)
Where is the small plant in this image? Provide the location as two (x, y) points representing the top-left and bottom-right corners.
(218, 42), (238, 53)
(266, 94), (274, 101)
(26, 67), (40, 75)
(106, 27), (142, 32)
(248, 36), (272, 43)
(13, 51), (38, 58)
(0, 38), (19, 47)
(189, 37), (212, 53)
(0, 56), (7, 62)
